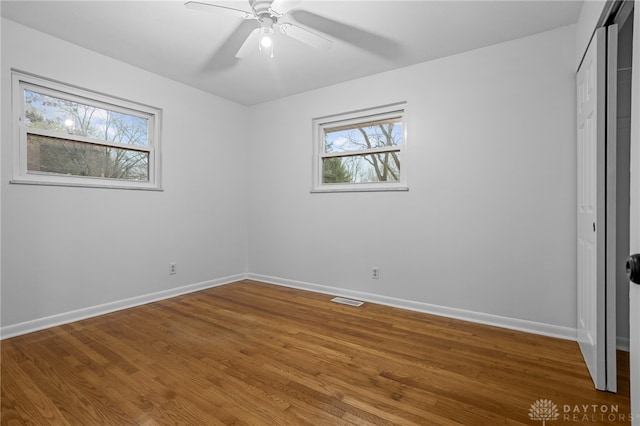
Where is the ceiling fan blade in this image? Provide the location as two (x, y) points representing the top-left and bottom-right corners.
(235, 28), (260, 58)
(288, 10), (403, 60)
(279, 22), (332, 50)
(184, 1), (256, 20)
(270, 0), (301, 15)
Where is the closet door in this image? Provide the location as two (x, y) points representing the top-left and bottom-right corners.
(576, 26), (609, 391)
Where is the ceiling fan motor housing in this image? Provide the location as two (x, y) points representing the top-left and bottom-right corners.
(250, 0), (276, 18)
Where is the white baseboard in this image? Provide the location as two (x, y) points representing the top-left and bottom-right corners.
(2, 272), (586, 344)
(247, 273), (578, 342)
(0, 273), (247, 340)
(618, 336), (630, 352)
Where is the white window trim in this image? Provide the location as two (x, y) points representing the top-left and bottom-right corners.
(11, 70), (163, 191)
(311, 102), (409, 193)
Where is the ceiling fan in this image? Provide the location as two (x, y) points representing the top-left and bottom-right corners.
(185, 0), (333, 58)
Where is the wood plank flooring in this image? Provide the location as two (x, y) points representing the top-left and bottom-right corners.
(1, 280), (631, 425)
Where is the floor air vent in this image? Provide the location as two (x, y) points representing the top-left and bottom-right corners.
(331, 297), (364, 307)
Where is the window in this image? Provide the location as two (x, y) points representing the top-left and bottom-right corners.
(11, 71), (162, 190)
(312, 103), (408, 192)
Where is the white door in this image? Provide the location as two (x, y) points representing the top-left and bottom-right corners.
(629, 6), (640, 422)
(576, 27), (608, 391)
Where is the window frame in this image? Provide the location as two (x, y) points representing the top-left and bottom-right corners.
(311, 102), (408, 193)
(11, 70), (163, 191)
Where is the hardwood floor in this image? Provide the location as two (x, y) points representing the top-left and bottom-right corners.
(1, 280), (631, 425)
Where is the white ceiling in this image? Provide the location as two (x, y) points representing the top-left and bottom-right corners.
(1, 0), (583, 106)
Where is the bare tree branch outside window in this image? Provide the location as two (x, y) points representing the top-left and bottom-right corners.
(24, 90), (150, 181)
(322, 117), (402, 184)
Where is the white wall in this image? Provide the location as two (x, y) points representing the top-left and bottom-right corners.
(1, 19), (248, 333)
(247, 25), (578, 334)
(1, 18), (582, 340)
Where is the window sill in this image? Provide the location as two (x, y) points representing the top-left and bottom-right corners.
(10, 178), (164, 191)
(311, 185), (409, 194)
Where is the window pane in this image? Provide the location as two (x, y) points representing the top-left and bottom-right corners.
(325, 117), (402, 154)
(322, 152), (400, 184)
(24, 89), (148, 147)
(27, 133), (149, 181)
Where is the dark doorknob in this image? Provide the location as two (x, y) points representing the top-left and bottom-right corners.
(626, 254), (640, 285)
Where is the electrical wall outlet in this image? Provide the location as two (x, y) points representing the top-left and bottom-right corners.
(169, 263), (177, 275)
(372, 266), (379, 279)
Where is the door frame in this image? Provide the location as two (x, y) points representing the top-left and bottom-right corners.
(576, 0), (634, 393)
(605, 22), (619, 393)
(628, 4), (639, 421)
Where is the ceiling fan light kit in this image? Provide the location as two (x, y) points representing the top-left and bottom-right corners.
(259, 19), (275, 58)
(185, 0), (333, 59)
